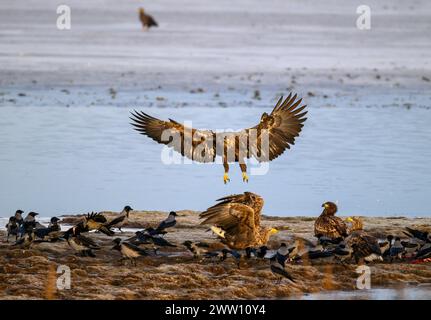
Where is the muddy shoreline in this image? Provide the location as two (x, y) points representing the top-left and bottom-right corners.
(1, 211), (430, 300)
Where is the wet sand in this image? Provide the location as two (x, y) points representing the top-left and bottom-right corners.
(1, 211), (430, 300)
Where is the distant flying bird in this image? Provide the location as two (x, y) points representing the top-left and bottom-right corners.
(130, 93), (307, 183)
(63, 225), (100, 257)
(5, 217), (19, 242)
(138, 8), (158, 30)
(200, 192), (279, 250)
(112, 238), (148, 265)
(109, 206), (133, 232)
(314, 202), (348, 242)
(270, 256), (295, 283)
(345, 217), (382, 264)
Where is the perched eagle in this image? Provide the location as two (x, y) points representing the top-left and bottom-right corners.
(345, 217), (383, 263)
(199, 192), (278, 250)
(138, 8), (158, 29)
(314, 202), (348, 242)
(130, 93), (307, 183)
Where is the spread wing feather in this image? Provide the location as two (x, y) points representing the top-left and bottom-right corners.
(130, 111), (216, 163)
(243, 93), (307, 161)
(200, 202), (255, 237)
(130, 92), (306, 163)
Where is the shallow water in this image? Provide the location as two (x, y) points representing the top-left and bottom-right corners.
(0, 102), (430, 217)
(290, 285), (431, 300)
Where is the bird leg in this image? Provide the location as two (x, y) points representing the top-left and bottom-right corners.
(223, 158), (230, 184)
(239, 163), (248, 183)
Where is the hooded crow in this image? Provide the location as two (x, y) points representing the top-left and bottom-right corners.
(6, 216), (19, 242)
(390, 237), (405, 260)
(112, 238), (148, 265)
(83, 212), (117, 236)
(154, 211), (177, 234)
(63, 225), (100, 257)
(404, 227), (430, 243)
(19, 212), (39, 237)
(128, 230), (176, 248)
(109, 206), (133, 232)
(14, 210), (24, 226)
(35, 217), (62, 240)
(270, 256), (295, 283)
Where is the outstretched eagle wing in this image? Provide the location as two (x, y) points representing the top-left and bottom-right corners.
(130, 111), (216, 163)
(241, 93), (307, 162)
(200, 202), (256, 240)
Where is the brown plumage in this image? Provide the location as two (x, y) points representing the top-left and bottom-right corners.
(199, 192), (278, 250)
(346, 217), (382, 263)
(314, 202), (348, 240)
(139, 8), (158, 29)
(130, 93), (307, 183)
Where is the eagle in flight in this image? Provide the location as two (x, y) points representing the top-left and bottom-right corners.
(130, 93), (307, 183)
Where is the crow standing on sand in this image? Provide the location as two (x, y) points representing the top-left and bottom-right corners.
(138, 8), (158, 30)
(112, 238), (148, 265)
(5, 217), (19, 242)
(154, 211), (177, 234)
(19, 211), (39, 236)
(390, 237), (405, 260)
(109, 205), (133, 232)
(63, 224), (100, 257)
(34, 217), (62, 240)
(14, 210), (24, 226)
(270, 256), (295, 283)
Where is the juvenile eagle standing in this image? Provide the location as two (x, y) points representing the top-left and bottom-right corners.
(199, 192), (278, 250)
(138, 8), (158, 30)
(130, 93), (307, 183)
(345, 217), (383, 263)
(314, 202), (348, 242)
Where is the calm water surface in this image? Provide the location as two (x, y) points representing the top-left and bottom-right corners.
(0, 104), (430, 217)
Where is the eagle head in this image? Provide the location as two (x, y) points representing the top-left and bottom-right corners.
(260, 112), (269, 122)
(321, 201), (338, 216)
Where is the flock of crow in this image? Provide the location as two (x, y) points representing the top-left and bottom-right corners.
(3, 198), (431, 284)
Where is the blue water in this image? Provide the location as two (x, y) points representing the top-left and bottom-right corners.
(0, 101), (430, 217)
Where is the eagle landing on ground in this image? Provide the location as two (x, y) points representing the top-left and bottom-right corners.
(130, 93), (307, 183)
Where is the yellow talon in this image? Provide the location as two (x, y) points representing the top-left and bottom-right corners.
(242, 172), (249, 183)
(223, 173), (230, 184)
